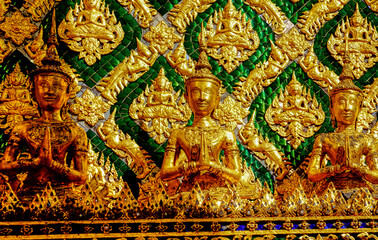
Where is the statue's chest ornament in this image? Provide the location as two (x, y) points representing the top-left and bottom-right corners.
(185, 128), (221, 161)
(28, 123), (73, 147)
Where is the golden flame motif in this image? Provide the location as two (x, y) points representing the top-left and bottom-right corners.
(23, 0), (62, 22)
(327, 5), (378, 79)
(69, 89), (111, 127)
(276, 28), (311, 60)
(168, 0), (217, 33)
(129, 68), (192, 144)
(0, 10), (38, 46)
(198, 0), (259, 73)
(265, 73), (325, 149)
(213, 96), (249, 131)
(0, 37), (13, 64)
(24, 27), (46, 67)
(98, 109), (155, 179)
(116, 0), (157, 28)
(96, 39), (158, 104)
(166, 39), (195, 77)
(297, 0), (348, 40)
(58, 0), (124, 65)
(0, 63), (39, 133)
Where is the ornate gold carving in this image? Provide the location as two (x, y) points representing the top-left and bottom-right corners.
(265, 73), (325, 149)
(297, 0), (348, 40)
(198, 0), (260, 73)
(244, 0), (287, 34)
(116, 0), (157, 28)
(96, 38), (158, 104)
(299, 46), (339, 89)
(0, 37), (14, 64)
(129, 68), (192, 144)
(25, 27), (46, 67)
(168, 0), (216, 33)
(23, 0), (62, 22)
(58, 0), (124, 65)
(97, 108), (155, 179)
(213, 96), (249, 131)
(143, 21), (182, 55)
(0, 63), (39, 133)
(327, 5), (378, 79)
(239, 110), (289, 180)
(0, 10), (38, 46)
(233, 40), (289, 108)
(166, 39), (195, 77)
(0, 0), (10, 22)
(366, 0), (378, 12)
(276, 28), (311, 60)
(69, 89), (111, 127)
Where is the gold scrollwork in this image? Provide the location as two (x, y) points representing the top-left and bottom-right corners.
(129, 68), (192, 144)
(25, 27), (46, 67)
(276, 28), (311, 60)
(168, 0), (216, 33)
(0, 37), (14, 64)
(143, 21), (182, 55)
(0, 63), (39, 134)
(166, 39), (195, 77)
(69, 89), (111, 127)
(297, 0), (348, 40)
(327, 5), (378, 79)
(0, 0), (10, 22)
(97, 109), (155, 179)
(58, 0), (124, 65)
(96, 38), (158, 104)
(23, 0), (62, 22)
(233, 40), (289, 108)
(265, 73), (325, 149)
(299, 46), (339, 89)
(366, 0), (378, 12)
(213, 96), (249, 131)
(0, 10), (38, 46)
(198, 0), (260, 73)
(239, 110), (289, 180)
(244, 0), (287, 35)
(116, 0), (157, 28)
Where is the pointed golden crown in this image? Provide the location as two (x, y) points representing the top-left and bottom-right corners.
(186, 51), (221, 87)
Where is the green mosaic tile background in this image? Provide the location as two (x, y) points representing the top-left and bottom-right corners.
(0, 0), (377, 195)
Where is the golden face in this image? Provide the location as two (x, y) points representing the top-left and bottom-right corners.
(331, 90), (361, 127)
(186, 80), (220, 117)
(34, 73), (69, 111)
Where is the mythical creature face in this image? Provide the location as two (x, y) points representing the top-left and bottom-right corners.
(331, 90), (362, 127)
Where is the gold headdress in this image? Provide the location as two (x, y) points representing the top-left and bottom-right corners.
(186, 51), (221, 87)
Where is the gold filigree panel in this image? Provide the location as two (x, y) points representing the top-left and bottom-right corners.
(166, 39), (195, 77)
(116, 0), (157, 28)
(213, 96), (249, 131)
(265, 74), (325, 149)
(58, 0), (124, 65)
(143, 21), (181, 55)
(199, 0), (259, 73)
(24, 0), (62, 22)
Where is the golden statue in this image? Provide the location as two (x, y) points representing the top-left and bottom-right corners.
(160, 51), (259, 196)
(0, 10), (88, 192)
(307, 56), (378, 193)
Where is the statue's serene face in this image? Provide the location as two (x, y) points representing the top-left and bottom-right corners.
(331, 90), (361, 126)
(186, 80), (220, 117)
(34, 74), (69, 111)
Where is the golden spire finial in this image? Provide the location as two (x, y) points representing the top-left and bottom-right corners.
(223, 0), (237, 18)
(186, 50), (221, 87)
(351, 4), (363, 27)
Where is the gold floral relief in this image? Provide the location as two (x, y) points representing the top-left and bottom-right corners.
(276, 28), (311, 60)
(233, 40), (289, 108)
(69, 89), (111, 127)
(0, 10), (38, 46)
(327, 5), (378, 79)
(143, 21), (182, 55)
(366, 0), (378, 12)
(198, 0), (259, 73)
(23, 0), (62, 22)
(166, 39), (195, 77)
(58, 0), (124, 65)
(297, 0), (348, 40)
(0, 0), (10, 22)
(265, 73), (325, 149)
(213, 96), (249, 131)
(239, 110), (289, 180)
(244, 0), (287, 34)
(168, 0), (217, 33)
(96, 38), (158, 104)
(116, 0), (157, 28)
(299, 46), (339, 89)
(0, 63), (39, 134)
(0, 37), (14, 64)
(129, 68), (192, 144)
(98, 109), (156, 179)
